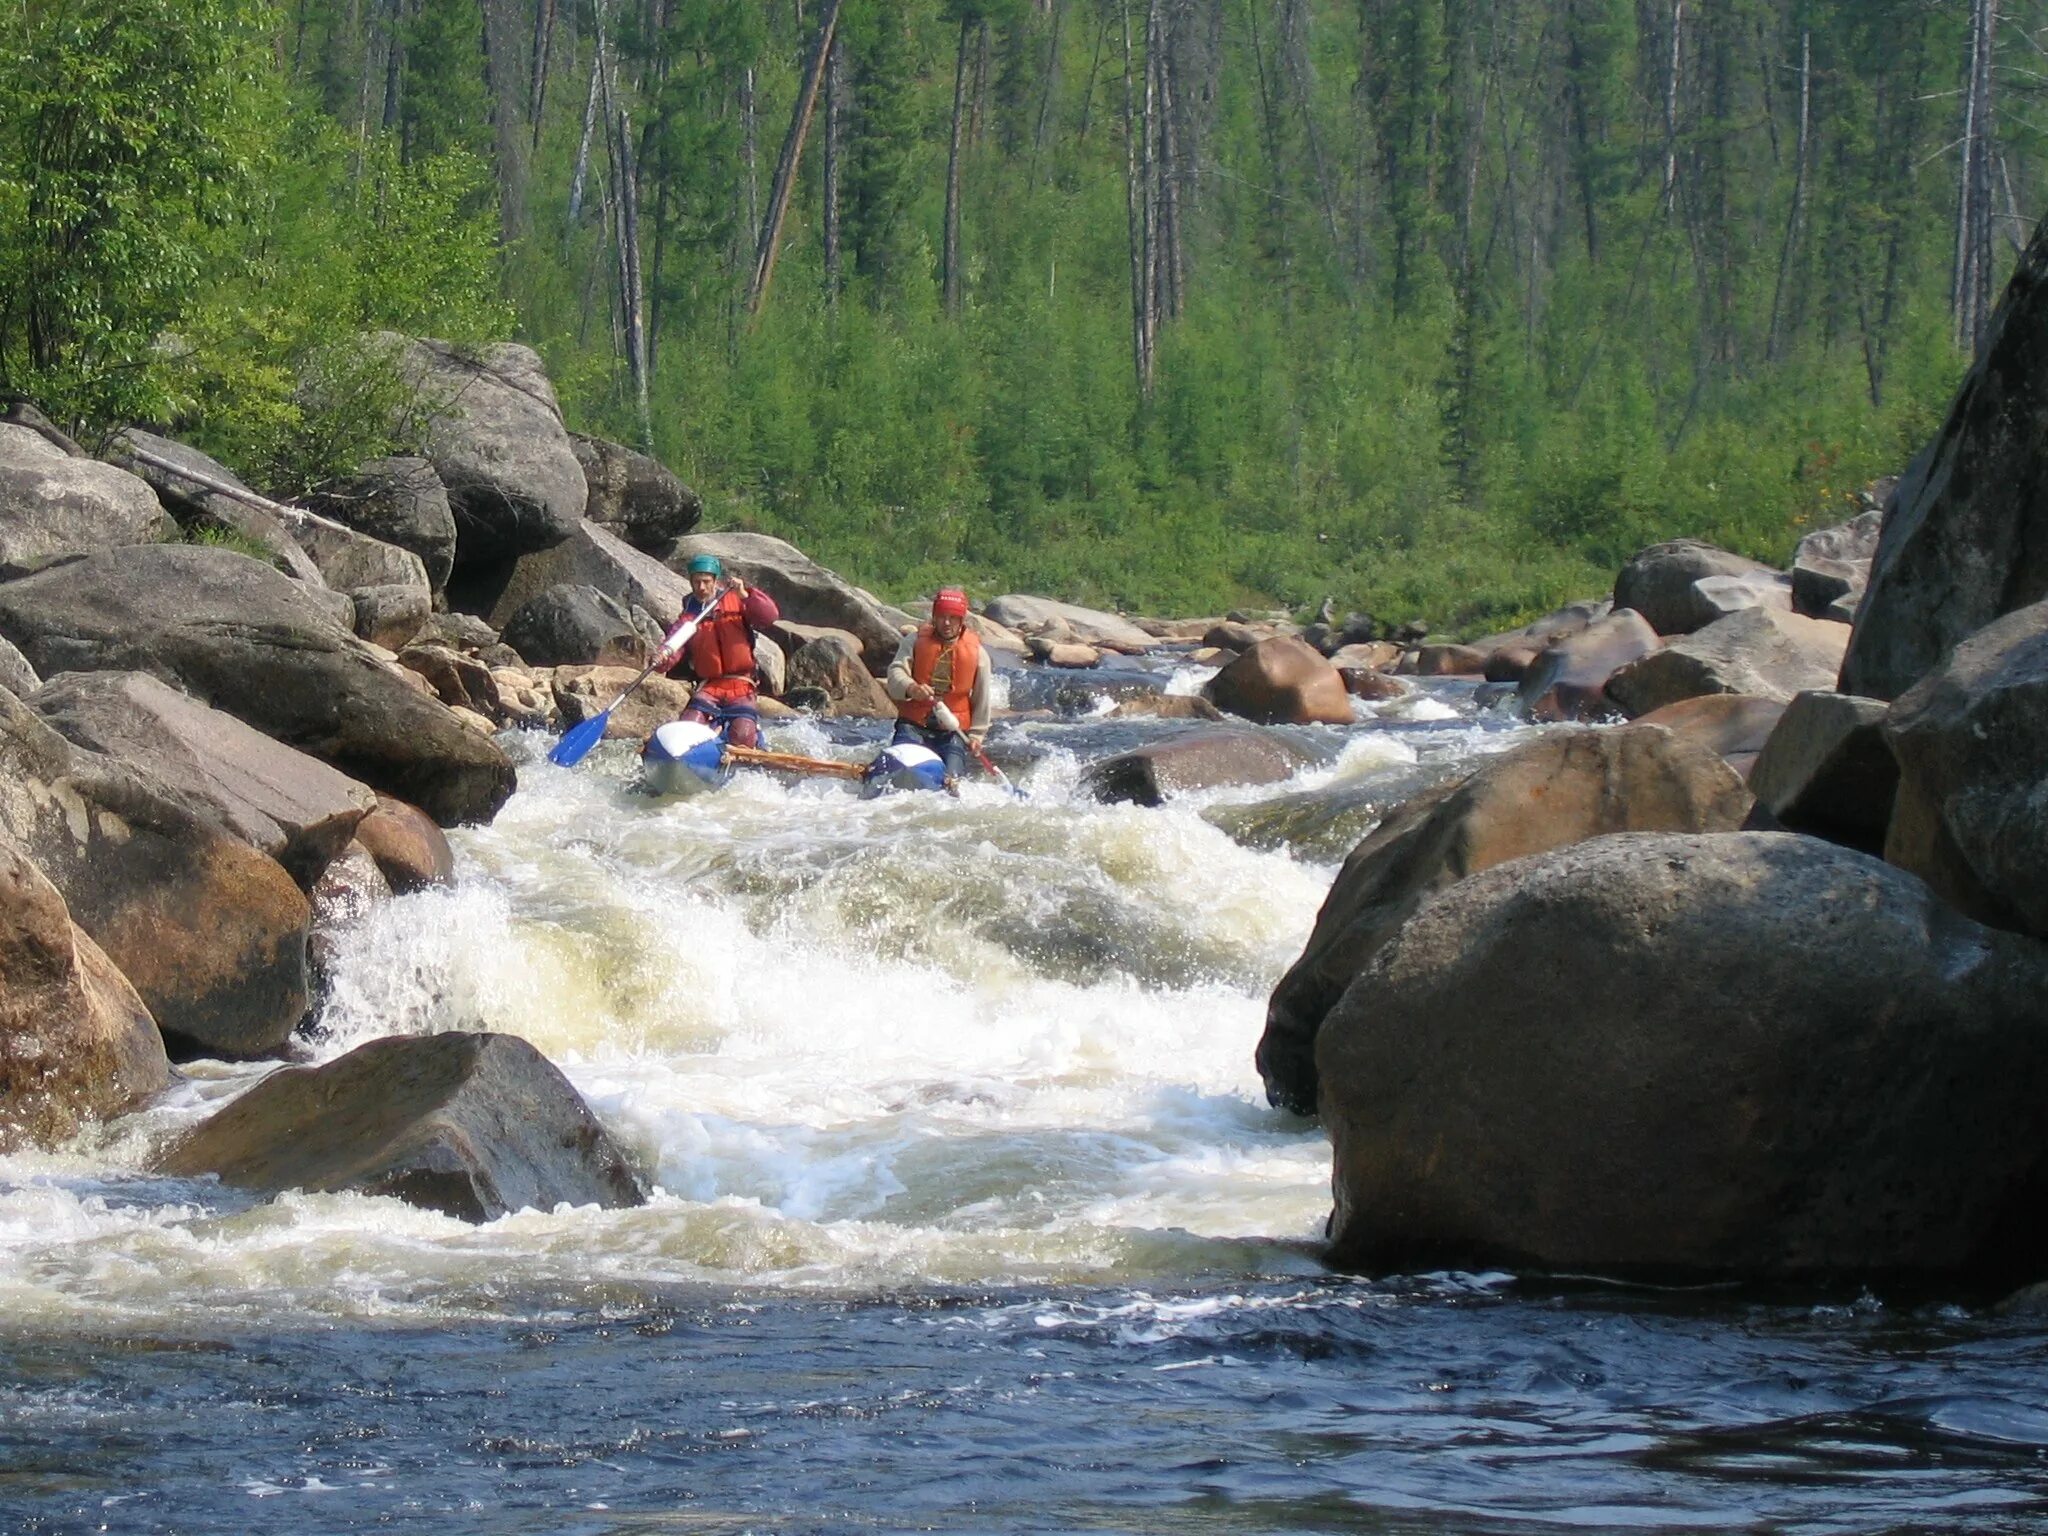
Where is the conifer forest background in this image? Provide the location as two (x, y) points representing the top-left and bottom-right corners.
(0, 0), (2038, 627)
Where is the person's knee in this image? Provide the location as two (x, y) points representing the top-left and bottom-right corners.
(728, 717), (761, 749)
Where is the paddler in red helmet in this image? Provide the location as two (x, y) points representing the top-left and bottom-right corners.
(882, 586), (992, 786)
(655, 553), (780, 749)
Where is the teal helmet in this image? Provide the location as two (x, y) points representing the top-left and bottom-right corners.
(686, 554), (723, 577)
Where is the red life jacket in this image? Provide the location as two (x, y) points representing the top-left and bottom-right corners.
(901, 625), (982, 730)
(680, 588), (756, 684)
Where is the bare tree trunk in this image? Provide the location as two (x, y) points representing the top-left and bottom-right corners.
(478, 0), (531, 242)
(1766, 27), (1809, 363)
(742, 66), (761, 250)
(1119, 0), (1153, 396)
(748, 0), (842, 314)
(615, 105), (652, 448)
(530, 0), (557, 148)
(1663, 0), (1684, 210)
(823, 37), (843, 307)
(1031, 0), (1064, 177)
(1155, 0), (1183, 320)
(568, 7), (607, 224)
(382, 0), (406, 131)
(1952, 0), (1999, 352)
(943, 17), (972, 316)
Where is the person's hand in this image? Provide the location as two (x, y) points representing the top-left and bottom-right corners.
(967, 730), (987, 751)
(729, 578), (748, 599)
(908, 681), (935, 701)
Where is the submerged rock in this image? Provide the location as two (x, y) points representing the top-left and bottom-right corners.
(1080, 728), (1316, 806)
(157, 1031), (647, 1222)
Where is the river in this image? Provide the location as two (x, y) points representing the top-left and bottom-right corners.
(3, 660), (2045, 1534)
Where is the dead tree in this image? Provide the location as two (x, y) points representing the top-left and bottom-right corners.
(748, 0), (843, 314)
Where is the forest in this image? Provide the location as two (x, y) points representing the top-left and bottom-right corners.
(0, 0), (2037, 628)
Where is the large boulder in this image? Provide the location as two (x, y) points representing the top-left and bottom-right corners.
(786, 634), (895, 717)
(550, 665), (695, 742)
(1748, 691), (1897, 855)
(30, 671), (378, 887)
(1515, 608), (1661, 721)
(299, 456), (458, 594)
(1882, 599), (2048, 938)
(571, 433), (702, 552)
(0, 634), (37, 698)
(384, 335), (588, 565)
(1319, 833), (2048, 1282)
(1614, 540), (1778, 636)
(1841, 222), (2048, 700)
(1630, 694), (1786, 780)
(482, 521), (692, 633)
(501, 584), (651, 668)
(0, 685), (311, 1057)
(670, 532), (902, 674)
(0, 831), (169, 1152)
(156, 1031), (648, 1222)
(1259, 726), (1750, 1115)
(276, 511), (431, 598)
(1203, 636), (1353, 725)
(1080, 729), (1316, 807)
(1791, 509), (1883, 621)
(0, 544), (514, 826)
(1604, 607), (1849, 718)
(105, 428), (325, 586)
(983, 595), (1158, 653)
(0, 425), (172, 575)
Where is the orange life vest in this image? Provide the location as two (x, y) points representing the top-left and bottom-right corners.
(900, 625), (982, 731)
(680, 588), (756, 685)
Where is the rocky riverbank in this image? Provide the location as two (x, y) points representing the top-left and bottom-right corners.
(2, 223), (2046, 1292)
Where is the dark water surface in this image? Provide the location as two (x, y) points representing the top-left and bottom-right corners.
(7, 1278), (2048, 1534)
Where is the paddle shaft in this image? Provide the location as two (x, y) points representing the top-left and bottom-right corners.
(723, 744), (868, 781)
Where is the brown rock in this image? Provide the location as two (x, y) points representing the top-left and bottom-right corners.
(1633, 693), (1787, 780)
(1204, 636), (1353, 725)
(549, 665), (696, 743)
(1258, 726), (1750, 1115)
(1079, 729), (1317, 806)
(1516, 609), (1661, 721)
(355, 796), (454, 894)
(1605, 607), (1849, 718)
(1319, 833), (2048, 1282)
(0, 833), (168, 1152)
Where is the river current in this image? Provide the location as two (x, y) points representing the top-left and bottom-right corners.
(3, 661), (2045, 1534)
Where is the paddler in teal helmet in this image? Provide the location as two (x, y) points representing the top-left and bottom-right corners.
(654, 554), (780, 749)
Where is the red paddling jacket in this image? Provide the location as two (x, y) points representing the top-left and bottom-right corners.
(667, 585), (780, 701)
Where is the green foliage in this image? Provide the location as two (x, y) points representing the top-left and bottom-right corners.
(0, 0), (270, 426)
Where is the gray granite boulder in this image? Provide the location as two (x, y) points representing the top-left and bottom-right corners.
(1882, 598), (2048, 938)
(1259, 726), (1751, 1115)
(572, 433), (702, 552)
(0, 425), (172, 574)
(1791, 510), (1882, 621)
(105, 429), (326, 586)
(1614, 540), (1777, 636)
(157, 1031), (647, 1222)
(1319, 833), (2048, 1283)
(299, 457), (458, 594)
(0, 544), (513, 826)
(387, 336), (588, 565)
(1840, 219), (2048, 699)
(1605, 608), (1849, 717)
(1748, 691), (1896, 855)
(30, 671), (378, 887)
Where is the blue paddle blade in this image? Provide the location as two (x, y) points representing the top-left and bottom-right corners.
(549, 710), (611, 767)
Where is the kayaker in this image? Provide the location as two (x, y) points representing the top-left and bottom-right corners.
(882, 586), (991, 785)
(657, 554), (780, 748)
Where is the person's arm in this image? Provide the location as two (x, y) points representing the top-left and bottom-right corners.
(967, 647), (993, 739)
(883, 628), (922, 703)
(739, 584), (779, 630)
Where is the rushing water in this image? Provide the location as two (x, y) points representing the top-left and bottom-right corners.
(3, 664), (2046, 1535)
